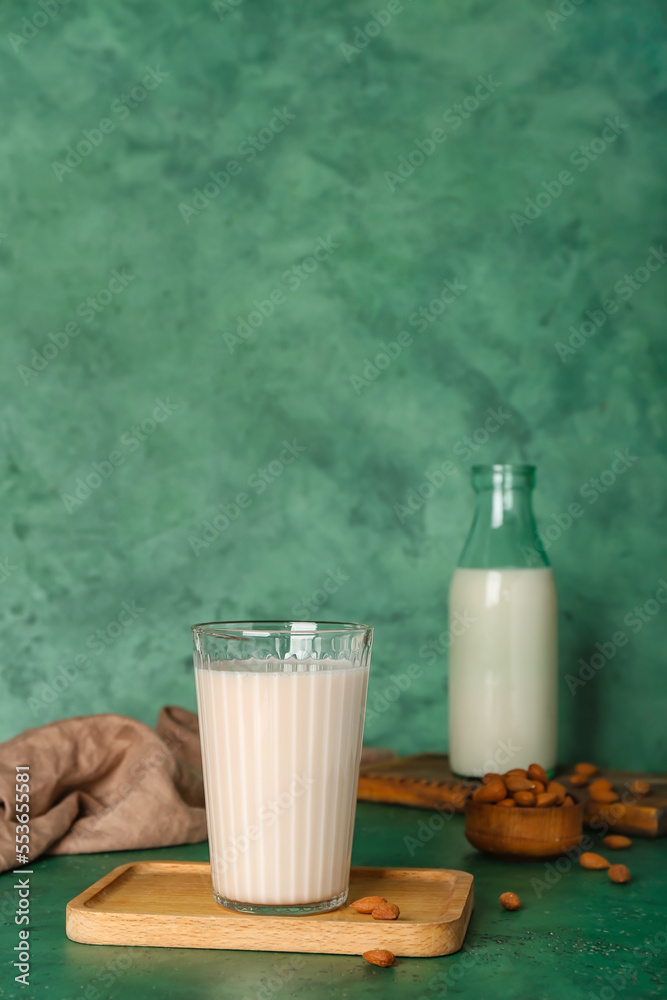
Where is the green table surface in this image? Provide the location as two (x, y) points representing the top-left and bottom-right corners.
(2, 802), (666, 1000)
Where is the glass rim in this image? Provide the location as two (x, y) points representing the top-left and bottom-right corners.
(471, 463), (535, 475)
(191, 620), (373, 638)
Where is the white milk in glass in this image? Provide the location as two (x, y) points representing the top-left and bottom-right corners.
(195, 660), (368, 907)
(448, 567), (557, 777)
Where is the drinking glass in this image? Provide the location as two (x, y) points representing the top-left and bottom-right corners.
(192, 621), (373, 915)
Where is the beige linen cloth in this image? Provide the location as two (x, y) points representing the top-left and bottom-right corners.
(0, 707), (207, 873)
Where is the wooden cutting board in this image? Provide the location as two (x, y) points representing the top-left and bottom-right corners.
(66, 861), (474, 958)
(358, 753), (474, 812)
(357, 753), (667, 837)
(570, 769), (667, 838)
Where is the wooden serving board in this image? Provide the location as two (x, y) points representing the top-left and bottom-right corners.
(569, 770), (667, 838)
(357, 754), (667, 837)
(66, 862), (474, 958)
(358, 753), (474, 812)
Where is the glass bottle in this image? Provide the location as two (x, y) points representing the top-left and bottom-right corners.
(448, 464), (557, 778)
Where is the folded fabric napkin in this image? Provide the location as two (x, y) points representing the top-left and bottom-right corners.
(0, 707), (207, 873)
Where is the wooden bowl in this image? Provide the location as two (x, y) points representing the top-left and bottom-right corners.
(465, 798), (584, 860)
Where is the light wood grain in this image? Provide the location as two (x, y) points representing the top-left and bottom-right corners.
(66, 863), (474, 957)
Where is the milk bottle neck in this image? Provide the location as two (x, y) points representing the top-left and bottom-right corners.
(457, 464), (549, 569)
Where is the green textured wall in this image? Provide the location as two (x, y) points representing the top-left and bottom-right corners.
(1, 0), (665, 770)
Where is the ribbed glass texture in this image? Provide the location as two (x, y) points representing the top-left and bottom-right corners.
(192, 621), (372, 914)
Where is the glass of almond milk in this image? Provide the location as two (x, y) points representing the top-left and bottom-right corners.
(192, 621), (373, 915)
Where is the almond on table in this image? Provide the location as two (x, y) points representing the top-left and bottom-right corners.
(603, 835), (632, 850)
(363, 949), (395, 967)
(500, 892), (521, 910)
(608, 864), (631, 883)
(580, 852), (610, 870)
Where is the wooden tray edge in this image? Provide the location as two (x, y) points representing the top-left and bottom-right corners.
(66, 864), (475, 958)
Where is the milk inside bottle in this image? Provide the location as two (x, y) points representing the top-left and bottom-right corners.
(448, 465), (557, 777)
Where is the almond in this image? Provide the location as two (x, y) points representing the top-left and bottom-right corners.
(482, 772), (502, 784)
(608, 864), (631, 884)
(574, 762), (598, 777)
(589, 788), (619, 804)
(350, 896), (387, 914)
(546, 781), (567, 804)
(629, 779), (651, 797)
(499, 891), (521, 910)
(563, 795), (575, 806)
(505, 775), (535, 793)
(363, 949), (395, 967)
(372, 901), (400, 920)
(473, 779), (507, 803)
(579, 852), (610, 870)
(569, 773), (589, 787)
(588, 778), (612, 795)
(504, 768), (527, 778)
(513, 790), (535, 807)
(603, 835), (632, 850)
(531, 780), (546, 794)
(535, 791), (558, 808)
(497, 798), (516, 807)
(527, 763), (548, 784)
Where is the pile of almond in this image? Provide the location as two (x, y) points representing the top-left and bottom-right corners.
(351, 896), (400, 967)
(580, 852), (632, 883)
(351, 895), (400, 920)
(566, 762), (651, 802)
(472, 763), (575, 808)
(570, 766), (636, 883)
